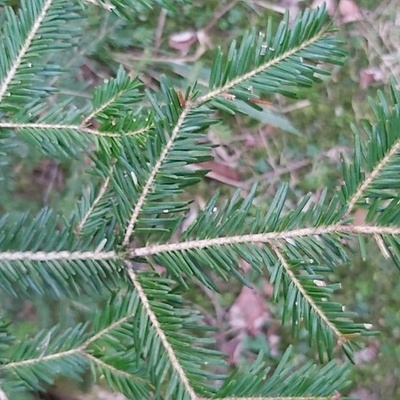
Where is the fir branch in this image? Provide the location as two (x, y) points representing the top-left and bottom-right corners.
(0, 122), (150, 138)
(121, 7), (342, 246)
(130, 224), (400, 257)
(214, 397), (334, 400)
(1, 348), (78, 369)
(80, 0), (185, 15)
(0, 0), (80, 114)
(0, 298), (148, 390)
(122, 106), (192, 245)
(373, 233), (390, 259)
(86, 353), (150, 398)
(196, 34), (329, 107)
(0, 2), (386, 396)
(76, 166), (114, 234)
(81, 91), (128, 126)
(271, 245), (344, 343)
(216, 346), (350, 398)
(80, 67), (145, 127)
(0, 251), (117, 261)
(84, 352), (138, 381)
(0, 210), (125, 297)
(0, 0), (53, 103)
(345, 135), (400, 215)
(125, 262), (198, 400)
(339, 82), (400, 214)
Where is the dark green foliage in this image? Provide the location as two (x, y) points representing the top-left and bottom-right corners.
(0, 210), (124, 297)
(0, 0), (81, 114)
(0, 1), (398, 399)
(215, 348), (351, 398)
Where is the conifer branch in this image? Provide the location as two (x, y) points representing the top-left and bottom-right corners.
(0, 122), (150, 138)
(84, 353), (134, 379)
(345, 136), (400, 215)
(0, 0), (53, 103)
(272, 245), (345, 343)
(83, 353), (151, 390)
(215, 397), (334, 400)
(80, 316), (131, 350)
(125, 262), (198, 400)
(130, 224), (400, 257)
(373, 233), (390, 259)
(1, 342), (149, 388)
(195, 33), (328, 106)
(1, 303), (137, 369)
(121, 15), (338, 246)
(76, 166), (114, 234)
(0, 2), (385, 396)
(122, 106), (192, 246)
(0, 251), (117, 261)
(81, 82), (138, 126)
(1, 349), (77, 370)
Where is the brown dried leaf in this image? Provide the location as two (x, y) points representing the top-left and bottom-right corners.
(168, 31), (197, 55)
(353, 208), (367, 225)
(199, 160), (241, 181)
(268, 332), (281, 357)
(349, 389), (379, 400)
(339, 0), (362, 23)
(354, 341), (379, 364)
(312, 0), (336, 16)
(229, 286), (269, 336)
(359, 67), (384, 89)
(32, 159), (64, 191)
(219, 336), (242, 365)
(281, 0), (302, 19)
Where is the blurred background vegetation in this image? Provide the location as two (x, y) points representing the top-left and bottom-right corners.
(1, 0), (399, 399)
